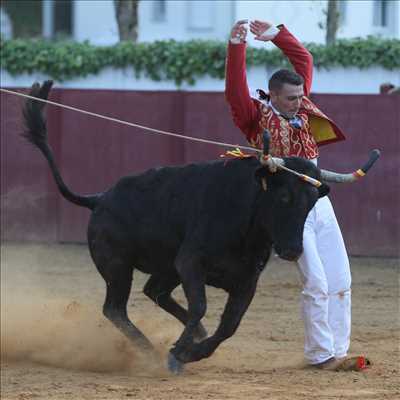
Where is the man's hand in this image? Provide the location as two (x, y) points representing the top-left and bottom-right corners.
(230, 20), (248, 43)
(250, 20), (277, 42)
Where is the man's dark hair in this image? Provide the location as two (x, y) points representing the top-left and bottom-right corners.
(268, 69), (304, 92)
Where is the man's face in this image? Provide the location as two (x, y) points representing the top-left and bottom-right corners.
(270, 83), (304, 119)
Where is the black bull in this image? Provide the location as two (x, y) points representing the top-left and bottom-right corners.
(22, 81), (330, 374)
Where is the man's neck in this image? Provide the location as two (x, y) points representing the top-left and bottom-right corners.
(269, 101), (293, 120)
(269, 100), (282, 116)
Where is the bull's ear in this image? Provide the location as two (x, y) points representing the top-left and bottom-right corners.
(254, 166), (268, 180)
(318, 183), (330, 198)
(254, 167), (270, 191)
(254, 167), (283, 191)
(255, 167), (267, 190)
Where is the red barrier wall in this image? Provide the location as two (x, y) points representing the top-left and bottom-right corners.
(1, 88), (399, 257)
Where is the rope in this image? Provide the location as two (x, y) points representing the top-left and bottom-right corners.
(0, 87), (327, 187)
(0, 87), (262, 154)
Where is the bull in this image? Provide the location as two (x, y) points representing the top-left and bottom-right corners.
(21, 81), (379, 374)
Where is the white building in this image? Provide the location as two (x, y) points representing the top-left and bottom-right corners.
(1, 1), (399, 93)
(139, 0), (400, 45)
(2, 1), (399, 45)
(77, 0), (400, 45)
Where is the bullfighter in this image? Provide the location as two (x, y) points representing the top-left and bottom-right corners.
(225, 19), (368, 370)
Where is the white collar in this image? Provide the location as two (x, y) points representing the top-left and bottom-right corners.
(267, 100), (301, 121)
(257, 98), (280, 114)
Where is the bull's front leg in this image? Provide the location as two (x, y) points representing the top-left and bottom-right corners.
(175, 272), (260, 364)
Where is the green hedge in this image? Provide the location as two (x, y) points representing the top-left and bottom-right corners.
(1, 36), (399, 85)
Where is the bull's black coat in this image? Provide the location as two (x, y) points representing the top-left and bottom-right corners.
(22, 81), (328, 373)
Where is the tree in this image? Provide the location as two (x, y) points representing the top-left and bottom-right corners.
(114, 0), (139, 42)
(325, 0), (340, 45)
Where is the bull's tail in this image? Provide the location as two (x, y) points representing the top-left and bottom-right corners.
(22, 81), (100, 210)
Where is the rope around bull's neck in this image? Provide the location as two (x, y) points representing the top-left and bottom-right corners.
(0, 87), (262, 154)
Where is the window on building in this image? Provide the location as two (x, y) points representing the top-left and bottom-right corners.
(2, 0), (43, 38)
(373, 0), (388, 26)
(54, 0), (73, 38)
(153, 0), (166, 22)
(43, 0), (73, 39)
(2, 0), (72, 39)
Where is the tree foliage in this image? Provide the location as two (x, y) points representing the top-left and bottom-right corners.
(1, 36), (399, 85)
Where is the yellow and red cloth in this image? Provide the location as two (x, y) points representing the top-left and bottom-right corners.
(220, 148), (254, 159)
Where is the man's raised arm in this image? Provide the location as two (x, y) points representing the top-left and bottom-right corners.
(250, 20), (313, 96)
(225, 20), (260, 142)
(272, 27), (313, 96)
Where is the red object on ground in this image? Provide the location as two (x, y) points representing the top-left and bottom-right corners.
(356, 356), (367, 370)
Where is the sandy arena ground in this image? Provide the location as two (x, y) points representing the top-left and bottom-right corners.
(1, 242), (399, 400)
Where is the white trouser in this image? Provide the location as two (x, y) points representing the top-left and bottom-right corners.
(297, 196), (351, 365)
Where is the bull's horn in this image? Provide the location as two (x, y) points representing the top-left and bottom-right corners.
(320, 149), (381, 183)
(263, 130), (271, 155)
(260, 155), (285, 171)
(261, 129), (285, 172)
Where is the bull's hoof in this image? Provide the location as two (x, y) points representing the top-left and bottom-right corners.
(193, 324), (208, 343)
(167, 352), (184, 375)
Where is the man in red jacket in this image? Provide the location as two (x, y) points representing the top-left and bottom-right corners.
(225, 20), (356, 370)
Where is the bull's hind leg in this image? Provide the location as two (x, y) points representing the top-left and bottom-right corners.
(100, 262), (154, 351)
(143, 275), (208, 342)
(88, 214), (154, 353)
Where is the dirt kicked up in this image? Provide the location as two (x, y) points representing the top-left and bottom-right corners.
(1, 242), (399, 400)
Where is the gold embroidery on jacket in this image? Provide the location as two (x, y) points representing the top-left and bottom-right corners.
(279, 118), (291, 156)
(258, 102), (319, 159)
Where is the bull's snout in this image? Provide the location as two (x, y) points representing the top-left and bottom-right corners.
(275, 246), (303, 262)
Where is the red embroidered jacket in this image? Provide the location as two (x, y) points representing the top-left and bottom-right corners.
(225, 25), (345, 159)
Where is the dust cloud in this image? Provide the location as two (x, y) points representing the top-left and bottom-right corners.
(0, 244), (175, 376)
